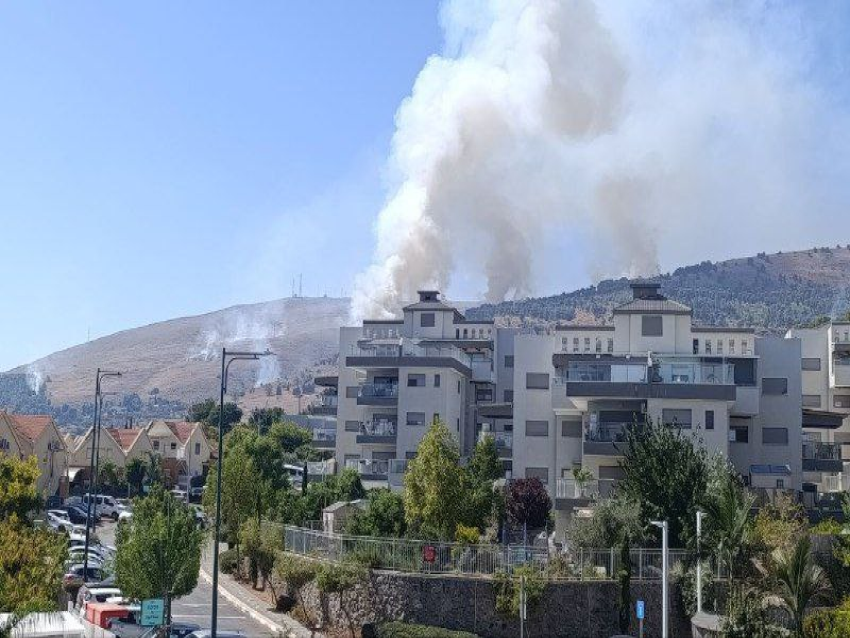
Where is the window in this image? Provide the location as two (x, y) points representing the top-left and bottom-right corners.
(194, 442), (201, 455)
(0, 438), (8, 451)
(729, 339), (735, 354)
(835, 395), (850, 409)
(170, 442), (177, 451)
(561, 418), (582, 437)
(762, 378), (788, 396)
(346, 386), (360, 399)
(504, 355), (514, 368)
(456, 328), (460, 338)
(802, 358), (822, 371)
(573, 337), (579, 353)
(741, 339), (750, 355)
(595, 338), (602, 353)
(662, 408), (692, 428)
(762, 427), (789, 445)
(432, 413), (441, 424)
(717, 340), (723, 355)
(434, 374), (441, 388)
(344, 454), (360, 464)
(420, 312), (435, 328)
(344, 420), (360, 432)
(705, 410), (715, 430)
(406, 412), (426, 426)
(693, 339), (699, 354)
(458, 380), (461, 393)
(776, 479), (785, 489)
(641, 315), (663, 337)
(705, 340), (712, 354)
(525, 420), (549, 437)
(729, 426), (749, 443)
(525, 467), (548, 484)
(153, 440), (160, 450)
(802, 394), (822, 408)
(607, 338), (614, 353)
(582, 337), (590, 352)
(526, 373), (550, 390)
(407, 374), (426, 387)
(504, 389), (514, 403)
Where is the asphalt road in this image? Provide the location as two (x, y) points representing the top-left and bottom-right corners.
(98, 521), (274, 638)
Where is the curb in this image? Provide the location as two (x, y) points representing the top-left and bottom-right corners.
(198, 566), (316, 638)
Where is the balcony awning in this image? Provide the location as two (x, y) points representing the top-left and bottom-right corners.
(750, 464), (791, 476)
(802, 409), (845, 430)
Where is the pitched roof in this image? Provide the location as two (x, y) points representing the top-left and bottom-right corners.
(613, 298), (692, 315)
(164, 421), (196, 444)
(105, 428), (144, 452)
(4, 413), (54, 443)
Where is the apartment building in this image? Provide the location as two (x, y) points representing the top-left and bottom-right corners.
(334, 290), (506, 488)
(786, 321), (850, 500)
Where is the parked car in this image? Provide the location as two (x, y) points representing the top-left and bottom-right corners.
(81, 494), (123, 520)
(48, 508), (71, 523)
(119, 510), (133, 522)
(61, 505), (93, 526)
(189, 485), (204, 499)
(170, 488), (188, 501)
(78, 586), (122, 616)
(139, 623), (200, 638)
(108, 614), (147, 638)
(47, 511), (71, 532)
(75, 582), (119, 610)
(185, 632), (244, 638)
(63, 564), (104, 588)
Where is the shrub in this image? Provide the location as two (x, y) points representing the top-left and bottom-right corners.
(812, 519), (843, 536)
(505, 478), (551, 530)
(218, 548), (239, 575)
(315, 561), (366, 594)
(803, 597), (850, 638)
(493, 565), (545, 619)
(375, 622), (480, 638)
(454, 524), (480, 545)
(273, 552), (318, 624)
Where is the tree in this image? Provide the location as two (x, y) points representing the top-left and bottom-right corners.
(468, 436), (503, 483)
(751, 491), (806, 557)
(273, 553), (317, 625)
(567, 496), (645, 549)
(772, 535), (830, 638)
(266, 421), (313, 457)
(464, 437), (505, 534)
(703, 474), (754, 580)
(505, 478), (551, 531)
(0, 456), (42, 520)
(617, 533), (631, 635)
(618, 417), (713, 547)
(315, 561), (366, 637)
(125, 458), (146, 497)
(98, 460), (125, 493)
(247, 407), (286, 435)
(115, 487), (203, 625)
(403, 419), (469, 539)
(344, 489), (406, 537)
(203, 444), (257, 553)
(0, 518), (67, 615)
(189, 399), (242, 437)
(144, 451), (165, 488)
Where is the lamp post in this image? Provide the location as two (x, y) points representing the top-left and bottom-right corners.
(651, 520), (669, 638)
(211, 348), (272, 638)
(696, 511), (706, 615)
(83, 369), (121, 580)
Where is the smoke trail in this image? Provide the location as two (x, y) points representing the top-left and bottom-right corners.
(352, 0), (850, 319)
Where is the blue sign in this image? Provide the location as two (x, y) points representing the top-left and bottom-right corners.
(140, 598), (165, 626)
(636, 600), (645, 620)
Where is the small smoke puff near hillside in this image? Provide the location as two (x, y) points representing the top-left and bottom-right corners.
(8, 297), (349, 406)
(353, 0), (850, 319)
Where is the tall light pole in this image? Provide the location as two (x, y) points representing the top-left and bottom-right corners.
(83, 368), (121, 580)
(696, 511), (706, 615)
(651, 520), (669, 638)
(211, 348), (272, 638)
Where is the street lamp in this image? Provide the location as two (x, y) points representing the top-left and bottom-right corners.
(211, 348), (273, 638)
(696, 511), (706, 615)
(651, 520), (669, 638)
(83, 368), (121, 579)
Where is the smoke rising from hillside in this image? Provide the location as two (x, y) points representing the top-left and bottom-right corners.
(352, 0), (850, 319)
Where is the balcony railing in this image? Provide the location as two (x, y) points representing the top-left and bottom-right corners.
(586, 422), (631, 443)
(344, 458), (389, 477)
(312, 429), (336, 444)
(360, 420), (397, 437)
(389, 459), (409, 475)
(349, 339), (473, 368)
(306, 460), (334, 476)
(358, 383), (399, 399)
(555, 478), (617, 500)
(478, 431), (513, 450)
(651, 362), (734, 385)
(803, 442), (842, 461)
(319, 393), (338, 408)
(823, 474), (849, 493)
(559, 361), (734, 385)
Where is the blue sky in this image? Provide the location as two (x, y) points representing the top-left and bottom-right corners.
(0, 2), (441, 369)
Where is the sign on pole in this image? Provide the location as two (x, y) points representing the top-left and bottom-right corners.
(140, 598), (165, 626)
(636, 600), (645, 620)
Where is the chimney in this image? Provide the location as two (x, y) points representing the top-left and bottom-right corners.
(630, 282), (663, 300)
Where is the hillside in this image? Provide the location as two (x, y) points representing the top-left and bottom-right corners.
(467, 245), (850, 331)
(2, 297), (349, 427)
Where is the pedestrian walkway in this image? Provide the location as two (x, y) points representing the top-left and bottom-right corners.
(200, 545), (318, 638)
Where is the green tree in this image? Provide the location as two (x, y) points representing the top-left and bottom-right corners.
(315, 561), (366, 637)
(567, 496), (646, 549)
(403, 419), (469, 539)
(189, 399), (242, 437)
(468, 436), (503, 483)
(618, 417), (713, 547)
(344, 489), (406, 537)
(145, 451), (165, 488)
(0, 456), (42, 520)
(704, 474), (754, 580)
(98, 460), (125, 493)
(203, 444), (257, 553)
(125, 458), (146, 497)
(115, 487), (203, 623)
(772, 535), (830, 638)
(0, 518), (67, 615)
(247, 407), (286, 435)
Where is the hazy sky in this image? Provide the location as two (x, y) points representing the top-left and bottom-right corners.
(2, 1), (849, 370)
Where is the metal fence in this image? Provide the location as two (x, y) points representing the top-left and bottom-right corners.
(280, 525), (711, 581)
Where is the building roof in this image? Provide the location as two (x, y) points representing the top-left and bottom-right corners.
(613, 298), (692, 315)
(105, 428), (145, 452)
(4, 413), (55, 443)
(164, 421), (196, 444)
(554, 324), (614, 331)
(691, 326), (755, 334)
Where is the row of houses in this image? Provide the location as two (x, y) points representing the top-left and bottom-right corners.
(0, 414), (213, 499)
(328, 285), (850, 530)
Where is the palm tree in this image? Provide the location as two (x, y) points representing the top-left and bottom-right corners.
(704, 475), (754, 580)
(772, 535), (830, 638)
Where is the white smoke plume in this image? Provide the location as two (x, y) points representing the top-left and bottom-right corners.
(26, 365), (44, 393)
(352, 0), (850, 319)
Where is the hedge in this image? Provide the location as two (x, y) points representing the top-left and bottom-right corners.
(374, 622), (481, 638)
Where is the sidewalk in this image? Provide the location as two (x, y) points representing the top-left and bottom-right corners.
(200, 545), (319, 638)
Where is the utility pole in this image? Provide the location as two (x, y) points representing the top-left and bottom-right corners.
(696, 511), (705, 615)
(651, 520), (669, 638)
(519, 572), (526, 638)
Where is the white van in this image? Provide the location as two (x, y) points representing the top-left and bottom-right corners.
(80, 494), (122, 520)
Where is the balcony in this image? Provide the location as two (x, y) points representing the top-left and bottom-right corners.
(347, 339), (473, 374)
(477, 431), (513, 458)
(554, 478), (617, 508)
(834, 356), (850, 387)
(312, 392), (338, 415)
(306, 460), (334, 477)
(823, 473), (850, 493)
(584, 422), (631, 456)
(311, 428), (336, 449)
(345, 458), (389, 480)
(357, 383), (399, 406)
(803, 442), (844, 472)
(388, 458), (409, 488)
(356, 420), (397, 445)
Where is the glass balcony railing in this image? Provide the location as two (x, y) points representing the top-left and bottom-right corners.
(585, 422), (632, 443)
(312, 429), (336, 444)
(555, 478), (617, 500)
(349, 339), (474, 367)
(360, 420), (397, 437)
(319, 393), (338, 408)
(477, 431), (513, 449)
(389, 459), (409, 475)
(803, 442), (842, 461)
(344, 458), (389, 476)
(358, 383), (399, 399)
(559, 361), (734, 385)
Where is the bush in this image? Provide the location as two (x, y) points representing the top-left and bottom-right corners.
(493, 565), (545, 618)
(375, 622), (480, 638)
(219, 548), (239, 575)
(315, 561), (366, 594)
(804, 597), (850, 638)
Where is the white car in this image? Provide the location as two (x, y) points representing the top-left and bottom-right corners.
(78, 587), (122, 616)
(47, 511), (71, 532)
(81, 494), (123, 521)
(118, 510), (132, 522)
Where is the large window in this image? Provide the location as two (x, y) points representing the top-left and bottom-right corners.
(802, 394), (822, 408)
(525, 420), (549, 437)
(762, 378), (788, 396)
(503, 389), (514, 403)
(420, 312), (435, 327)
(434, 374), (441, 388)
(705, 410), (715, 430)
(407, 374), (426, 387)
(729, 426), (749, 443)
(762, 427), (789, 445)
(561, 418), (582, 438)
(504, 355), (514, 368)
(406, 412), (426, 426)
(641, 315), (663, 337)
(526, 373), (550, 390)
(662, 408), (692, 428)
(835, 395), (850, 409)
(802, 358), (822, 371)
(344, 420), (360, 432)
(525, 467), (548, 484)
